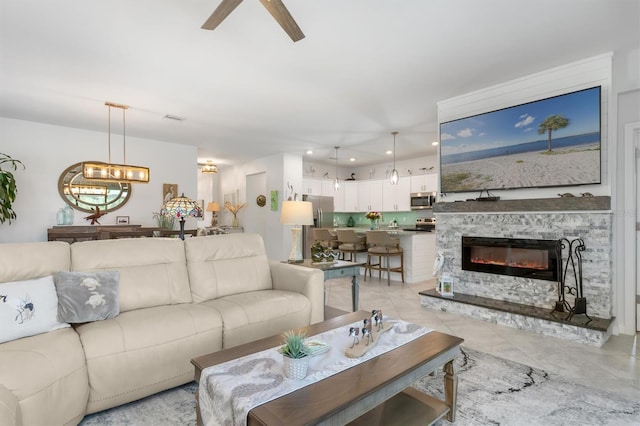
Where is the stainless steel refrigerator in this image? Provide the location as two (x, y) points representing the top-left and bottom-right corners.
(302, 194), (335, 259)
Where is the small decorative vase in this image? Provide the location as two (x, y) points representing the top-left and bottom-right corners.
(311, 241), (324, 262)
(232, 215), (239, 227)
(370, 219), (376, 230)
(323, 248), (336, 262)
(56, 208), (66, 225)
(282, 355), (308, 380)
(63, 205), (74, 225)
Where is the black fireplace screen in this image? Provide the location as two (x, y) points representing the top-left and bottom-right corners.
(462, 236), (559, 281)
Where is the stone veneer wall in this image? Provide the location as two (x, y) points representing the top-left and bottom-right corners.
(434, 201), (613, 319)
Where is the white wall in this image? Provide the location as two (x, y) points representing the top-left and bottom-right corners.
(218, 152), (303, 261)
(0, 117), (198, 243)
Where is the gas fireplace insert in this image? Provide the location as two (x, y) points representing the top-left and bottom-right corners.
(462, 236), (559, 281)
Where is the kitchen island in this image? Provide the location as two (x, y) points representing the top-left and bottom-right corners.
(336, 228), (436, 284)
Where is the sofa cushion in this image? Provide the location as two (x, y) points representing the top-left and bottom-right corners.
(201, 289), (312, 348)
(0, 327), (89, 426)
(0, 276), (70, 344)
(70, 238), (192, 312)
(75, 303), (224, 413)
(185, 234), (273, 302)
(0, 241), (70, 284)
(54, 271), (120, 323)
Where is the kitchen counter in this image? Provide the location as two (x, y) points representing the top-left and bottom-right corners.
(332, 228), (436, 283)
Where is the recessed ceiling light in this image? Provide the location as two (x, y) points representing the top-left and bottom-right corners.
(306, 150), (313, 155)
(432, 141), (439, 146)
(349, 158), (356, 162)
(385, 150), (393, 155)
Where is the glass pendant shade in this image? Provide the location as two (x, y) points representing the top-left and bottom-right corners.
(390, 168), (399, 185)
(334, 146), (340, 191)
(390, 131), (399, 185)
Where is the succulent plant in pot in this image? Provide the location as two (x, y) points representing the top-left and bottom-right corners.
(279, 330), (310, 379)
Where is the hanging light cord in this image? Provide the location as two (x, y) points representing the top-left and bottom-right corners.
(107, 105), (112, 164)
(122, 106), (126, 165)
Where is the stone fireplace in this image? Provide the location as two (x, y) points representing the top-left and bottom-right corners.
(420, 196), (614, 346)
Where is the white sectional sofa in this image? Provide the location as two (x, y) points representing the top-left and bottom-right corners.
(0, 233), (324, 425)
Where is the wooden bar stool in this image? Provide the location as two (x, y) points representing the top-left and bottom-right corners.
(313, 228), (339, 250)
(336, 229), (367, 262)
(364, 231), (405, 285)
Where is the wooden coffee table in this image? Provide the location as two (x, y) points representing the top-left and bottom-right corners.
(191, 311), (463, 425)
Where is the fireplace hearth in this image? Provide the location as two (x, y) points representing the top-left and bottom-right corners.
(462, 236), (559, 281)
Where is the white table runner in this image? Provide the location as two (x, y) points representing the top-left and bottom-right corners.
(198, 318), (432, 426)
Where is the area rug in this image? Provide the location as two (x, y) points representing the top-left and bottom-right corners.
(80, 347), (639, 425)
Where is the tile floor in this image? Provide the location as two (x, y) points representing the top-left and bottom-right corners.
(324, 275), (640, 401)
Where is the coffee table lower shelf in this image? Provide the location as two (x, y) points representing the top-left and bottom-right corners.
(348, 387), (450, 426)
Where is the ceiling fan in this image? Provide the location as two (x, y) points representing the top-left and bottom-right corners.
(201, 0), (305, 42)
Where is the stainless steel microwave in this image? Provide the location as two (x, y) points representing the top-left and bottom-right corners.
(410, 192), (436, 210)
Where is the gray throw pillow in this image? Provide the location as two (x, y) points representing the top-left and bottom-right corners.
(54, 271), (120, 323)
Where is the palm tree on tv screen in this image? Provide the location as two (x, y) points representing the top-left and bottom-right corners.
(538, 114), (570, 152)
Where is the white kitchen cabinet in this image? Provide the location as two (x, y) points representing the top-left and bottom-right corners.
(333, 184), (345, 211)
(303, 178), (322, 195)
(410, 173), (438, 193)
(382, 177), (411, 211)
(320, 180), (335, 196)
(358, 180), (383, 212)
(343, 181), (359, 212)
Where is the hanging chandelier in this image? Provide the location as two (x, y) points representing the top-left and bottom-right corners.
(389, 131), (399, 185)
(83, 102), (150, 184)
(200, 161), (218, 174)
(334, 146), (340, 191)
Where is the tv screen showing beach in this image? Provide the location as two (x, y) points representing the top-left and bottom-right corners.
(439, 86), (601, 193)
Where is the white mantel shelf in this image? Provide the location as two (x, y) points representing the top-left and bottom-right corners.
(433, 196), (610, 213)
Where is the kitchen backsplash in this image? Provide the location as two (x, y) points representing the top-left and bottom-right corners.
(333, 211), (433, 227)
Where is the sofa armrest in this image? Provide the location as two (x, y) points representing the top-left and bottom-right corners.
(0, 383), (19, 426)
(270, 261), (325, 324)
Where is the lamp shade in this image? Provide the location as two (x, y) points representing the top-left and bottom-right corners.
(280, 201), (313, 225)
(160, 193), (203, 220)
(206, 202), (221, 212)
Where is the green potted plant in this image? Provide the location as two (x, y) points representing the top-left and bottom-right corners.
(0, 153), (25, 225)
(279, 330), (310, 379)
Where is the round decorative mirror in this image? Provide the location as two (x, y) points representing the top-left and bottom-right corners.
(58, 162), (132, 214)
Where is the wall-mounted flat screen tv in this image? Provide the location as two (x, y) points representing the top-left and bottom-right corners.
(439, 86), (601, 193)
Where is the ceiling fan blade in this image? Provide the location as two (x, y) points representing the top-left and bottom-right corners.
(258, 0), (305, 42)
(201, 0), (244, 30)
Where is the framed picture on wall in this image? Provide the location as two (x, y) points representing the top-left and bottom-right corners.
(223, 190), (238, 211)
(163, 183), (178, 204)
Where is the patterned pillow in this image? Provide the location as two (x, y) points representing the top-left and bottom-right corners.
(54, 271), (120, 323)
(0, 276), (70, 344)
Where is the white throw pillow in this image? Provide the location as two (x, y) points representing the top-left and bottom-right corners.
(0, 275), (70, 344)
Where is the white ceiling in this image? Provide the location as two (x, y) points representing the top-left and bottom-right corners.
(1, 0), (638, 168)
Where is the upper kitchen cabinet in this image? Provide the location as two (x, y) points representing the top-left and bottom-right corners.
(410, 173), (438, 193)
(358, 180), (383, 212)
(382, 177), (411, 211)
(303, 178), (322, 195)
(341, 181), (359, 212)
(303, 178), (338, 198)
(320, 180), (335, 196)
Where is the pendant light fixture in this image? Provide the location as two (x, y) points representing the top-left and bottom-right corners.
(334, 146), (340, 191)
(390, 131), (399, 185)
(83, 102), (150, 184)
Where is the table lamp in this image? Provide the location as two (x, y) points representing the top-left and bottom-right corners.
(160, 193), (203, 240)
(206, 202), (221, 227)
(280, 200), (313, 263)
